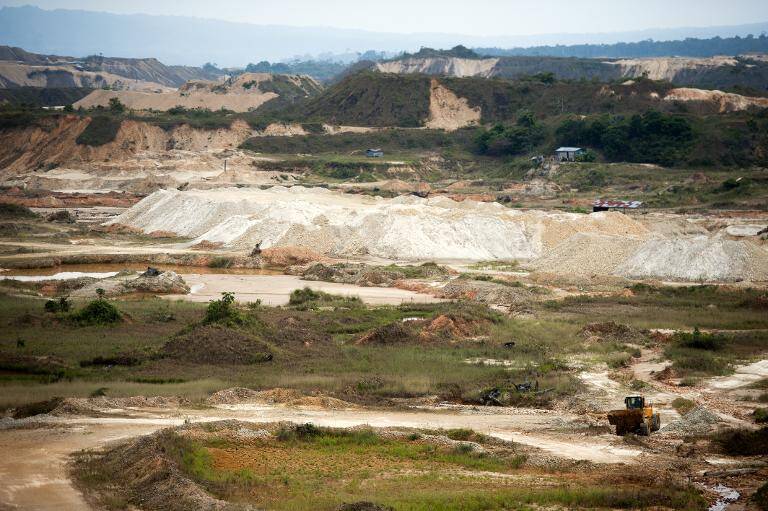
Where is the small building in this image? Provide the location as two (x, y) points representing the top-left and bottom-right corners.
(592, 199), (643, 213)
(555, 147), (584, 162)
(366, 148), (384, 158)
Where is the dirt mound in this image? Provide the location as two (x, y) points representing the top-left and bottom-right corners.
(419, 314), (489, 341)
(162, 325), (273, 365)
(71, 428), (236, 511)
(438, 279), (534, 306)
(208, 387), (356, 409)
(53, 396), (186, 416)
(357, 311), (492, 345)
(296, 262), (418, 287)
(424, 79), (480, 130)
(260, 246), (324, 267)
(72, 270), (190, 298)
(356, 321), (418, 345)
(580, 321), (646, 342)
(206, 387), (261, 404)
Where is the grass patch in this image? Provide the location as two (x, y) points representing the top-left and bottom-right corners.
(70, 298), (121, 325)
(288, 287), (363, 309)
(671, 397), (696, 415)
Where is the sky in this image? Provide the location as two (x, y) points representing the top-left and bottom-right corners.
(2, 0), (768, 36)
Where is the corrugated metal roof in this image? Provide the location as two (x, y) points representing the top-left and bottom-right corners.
(593, 199), (643, 209)
(555, 147), (582, 152)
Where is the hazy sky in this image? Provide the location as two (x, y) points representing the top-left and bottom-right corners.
(2, 0), (768, 36)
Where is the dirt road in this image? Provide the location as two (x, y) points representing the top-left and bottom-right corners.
(0, 403), (642, 510)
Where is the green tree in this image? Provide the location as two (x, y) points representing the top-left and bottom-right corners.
(108, 97), (125, 114)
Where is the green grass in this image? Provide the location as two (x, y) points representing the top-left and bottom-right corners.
(161, 424), (705, 511)
(671, 397), (696, 415)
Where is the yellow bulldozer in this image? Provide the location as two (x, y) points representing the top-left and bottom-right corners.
(607, 396), (660, 436)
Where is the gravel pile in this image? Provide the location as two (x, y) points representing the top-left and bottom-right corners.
(660, 405), (721, 435)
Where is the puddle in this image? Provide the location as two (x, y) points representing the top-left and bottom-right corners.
(708, 484), (739, 511)
(166, 274), (443, 306)
(0, 263), (282, 277)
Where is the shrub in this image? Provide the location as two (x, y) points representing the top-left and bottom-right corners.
(44, 296), (71, 313)
(0, 202), (38, 219)
(677, 328), (725, 350)
(108, 97), (125, 113)
(276, 423), (322, 441)
(475, 112), (545, 156)
(70, 298), (121, 325)
(288, 287), (362, 308)
(754, 481), (768, 511)
(203, 292), (246, 325)
(207, 257), (233, 269)
(712, 427), (768, 456)
(754, 408), (768, 424)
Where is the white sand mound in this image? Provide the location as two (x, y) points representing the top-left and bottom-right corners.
(529, 233), (646, 277)
(110, 187), (646, 262)
(616, 236), (768, 282)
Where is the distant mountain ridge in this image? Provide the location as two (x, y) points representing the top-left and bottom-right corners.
(0, 45), (221, 88)
(2, 5), (768, 66)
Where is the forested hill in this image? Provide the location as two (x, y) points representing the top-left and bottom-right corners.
(477, 34), (768, 59)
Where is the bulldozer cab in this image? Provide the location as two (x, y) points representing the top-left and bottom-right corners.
(625, 396), (645, 409)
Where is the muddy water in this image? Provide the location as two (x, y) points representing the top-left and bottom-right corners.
(164, 273), (442, 306)
(0, 423), (159, 510)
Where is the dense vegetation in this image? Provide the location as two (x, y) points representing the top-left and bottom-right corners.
(555, 111), (695, 166)
(477, 33), (768, 59)
(244, 60), (349, 83)
(300, 71), (431, 127)
(475, 112), (545, 156)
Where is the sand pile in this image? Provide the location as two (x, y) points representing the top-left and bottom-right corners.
(532, 232), (768, 282)
(663, 87), (768, 113)
(111, 187), (768, 281)
(530, 233), (645, 276)
(616, 236), (768, 282)
(111, 187), (647, 262)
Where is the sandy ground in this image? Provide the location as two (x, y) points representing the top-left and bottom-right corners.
(0, 403), (640, 510)
(2, 353), (765, 510)
(164, 273), (443, 305)
(706, 359), (768, 390)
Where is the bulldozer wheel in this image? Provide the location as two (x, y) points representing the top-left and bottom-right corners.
(639, 423), (650, 436)
(652, 413), (661, 432)
(615, 424), (625, 436)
